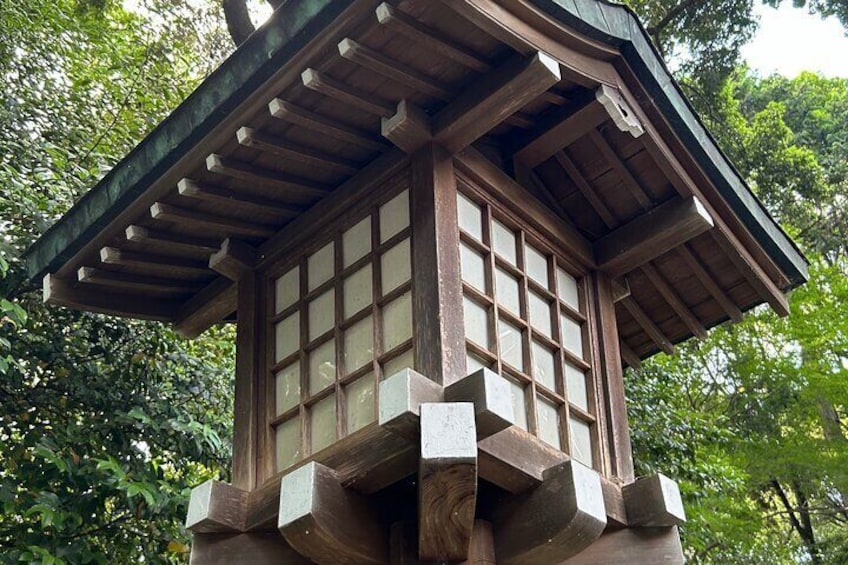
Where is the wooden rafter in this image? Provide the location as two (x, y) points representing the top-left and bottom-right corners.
(268, 99), (386, 151)
(77, 267), (200, 295)
(150, 202), (277, 239)
(100, 246), (210, 279)
(619, 339), (642, 369)
(124, 225), (220, 257)
(640, 263), (706, 338)
(43, 274), (178, 321)
(301, 68), (395, 118)
(174, 277), (236, 339)
(206, 154), (331, 199)
(589, 129), (651, 209)
(236, 127), (360, 176)
(619, 296), (674, 355)
(514, 99), (609, 168)
(177, 178), (300, 219)
(678, 243), (743, 323)
(554, 150), (617, 228)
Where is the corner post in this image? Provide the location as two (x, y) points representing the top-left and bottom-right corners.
(232, 271), (262, 490)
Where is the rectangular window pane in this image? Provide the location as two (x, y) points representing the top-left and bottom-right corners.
(346, 373), (375, 433)
(344, 316), (373, 374)
(308, 290), (334, 341)
(525, 244), (549, 288)
(457, 192), (483, 240)
(275, 266), (299, 314)
(466, 350), (491, 375)
(561, 314), (584, 358)
(275, 362), (300, 416)
(275, 418), (301, 471)
(463, 296), (490, 349)
(537, 397), (561, 450)
(382, 348), (414, 378)
(275, 312), (300, 363)
(380, 190), (409, 243)
(310, 394), (337, 453)
(557, 267), (580, 311)
(565, 362), (589, 412)
(308, 340), (336, 394)
(492, 220), (517, 266)
(307, 242), (334, 291)
(344, 265), (372, 319)
(381, 238), (411, 294)
(569, 417), (594, 467)
(498, 319), (524, 370)
(528, 291), (552, 338)
(383, 292), (412, 352)
(343, 217), (371, 268)
(495, 267), (520, 314)
(506, 376), (528, 431)
(460, 242), (486, 292)
(531, 341), (556, 391)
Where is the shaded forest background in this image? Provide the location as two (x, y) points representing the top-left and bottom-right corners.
(1, 0), (847, 562)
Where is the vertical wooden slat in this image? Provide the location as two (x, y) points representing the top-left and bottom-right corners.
(233, 272), (261, 490)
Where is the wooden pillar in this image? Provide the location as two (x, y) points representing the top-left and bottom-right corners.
(232, 271), (262, 490)
(410, 143), (466, 386)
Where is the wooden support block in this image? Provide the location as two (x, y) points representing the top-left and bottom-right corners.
(43, 273), (178, 321)
(174, 277), (237, 339)
(125, 225), (220, 256)
(236, 127), (360, 176)
(378, 368), (444, 441)
(433, 52), (561, 153)
(514, 100), (609, 168)
(209, 238), (259, 282)
(444, 368), (515, 439)
(206, 153), (331, 199)
(418, 402), (478, 562)
(382, 100), (432, 155)
(150, 201), (277, 239)
(623, 474), (686, 527)
(494, 460), (607, 565)
(477, 426), (566, 493)
(77, 267), (201, 295)
(560, 526), (684, 564)
(601, 480), (628, 529)
(595, 196), (714, 277)
(302, 68), (395, 118)
(268, 98), (386, 152)
(185, 480), (248, 533)
(278, 462), (388, 565)
(190, 532), (311, 565)
(464, 520), (497, 565)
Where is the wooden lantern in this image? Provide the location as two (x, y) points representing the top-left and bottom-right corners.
(26, 0), (807, 563)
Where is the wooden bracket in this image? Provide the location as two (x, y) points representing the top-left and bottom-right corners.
(623, 474), (686, 527)
(174, 277), (237, 339)
(561, 526), (684, 564)
(494, 460), (607, 565)
(185, 480), (247, 533)
(278, 462), (388, 564)
(444, 368), (515, 439)
(418, 402), (478, 561)
(209, 238), (259, 282)
(378, 368), (444, 441)
(382, 100), (432, 155)
(596, 84), (644, 138)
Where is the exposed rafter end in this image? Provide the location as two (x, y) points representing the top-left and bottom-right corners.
(268, 98), (387, 152)
(43, 273), (177, 321)
(623, 474), (686, 527)
(381, 100), (432, 154)
(236, 127), (359, 176)
(206, 153), (331, 199)
(302, 68), (395, 118)
(185, 480), (248, 533)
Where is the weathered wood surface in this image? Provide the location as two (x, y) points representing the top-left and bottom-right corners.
(43, 273), (179, 321)
(185, 480), (247, 533)
(379, 368), (444, 441)
(559, 526), (684, 564)
(382, 100), (432, 155)
(174, 277), (237, 339)
(231, 272), (260, 490)
(444, 368), (515, 439)
(623, 474), (686, 527)
(190, 532), (310, 565)
(208, 238), (258, 282)
(514, 99), (609, 168)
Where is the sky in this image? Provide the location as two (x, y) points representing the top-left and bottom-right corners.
(742, 2), (848, 77)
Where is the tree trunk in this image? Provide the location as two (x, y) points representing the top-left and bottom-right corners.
(223, 0), (255, 46)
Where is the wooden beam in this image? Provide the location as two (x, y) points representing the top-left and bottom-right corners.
(278, 462), (388, 565)
(418, 402), (478, 561)
(339, 38), (452, 99)
(177, 178), (300, 219)
(43, 273), (178, 321)
(174, 277), (237, 339)
(514, 99), (609, 168)
(378, 368), (444, 441)
(432, 51), (561, 153)
(554, 150), (617, 228)
(476, 426), (565, 493)
(641, 263), (706, 338)
(236, 127), (360, 176)
(619, 340), (642, 369)
(381, 100), (432, 155)
(206, 154), (331, 199)
(444, 368), (515, 439)
(678, 244), (743, 323)
(611, 278), (630, 303)
(185, 480), (247, 533)
(595, 196), (714, 277)
(494, 460), (607, 565)
(301, 68), (395, 118)
(619, 296), (674, 355)
(100, 246), (210, 279)
(232, 272), (261, 491)
(589, 129), (652, 210)
(561, 527), (684, 565)
(375, 3), (491, 73)
(189, 532), (311, 564)
(513, 159), (570, 219)
(125, 225), (220, 256)
(623, 474), (686, 527)
(209, 239), (259, 282)
(150, 202), (277, 239)
(268, 98), (386, 152)
(77, 267), (201, 295)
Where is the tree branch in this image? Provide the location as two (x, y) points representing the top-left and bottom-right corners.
(646, 0), (708, 37)
(223, 0), (255, 46)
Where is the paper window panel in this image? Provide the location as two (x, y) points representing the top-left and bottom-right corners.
(379, 190), (409, 243)
(506, 376), (528, 431)
(382, 292), (412, 352)
(528, 291), (552, 338)
(308, 340), (336, 394)
(275, 362), (301, 416)
(460, 242), (486, 292)
(275, 418), (301, 471)
(531, 341), (556, 391)
(569, 417), (594, 467)
(310, 395), (337, 453)
(561, 314), (584, 358)
(457, 192), (483, 240)
(307, 242), (334, 292)
(343, 217), (371, 268)
(308, 290), (334, 341)
(463, 296), (490, 349)
(525, 243), (549, 288)
(495, 267), (521, 314)
(537, 397), (561, 450)
(492, 220), (517, 266)
(275, 313), (300, 363)
(565, 362), (589, 412)
(275, 267), (299, 314)
(381, 238), (411, 294)
(344, 316), (374, 374)
(382, 348), (414, 378)
(343, 265), (372, 319)
(557, 267), (580, 311)
(498, 319), (524, 370)
(345, 373), (375, 433)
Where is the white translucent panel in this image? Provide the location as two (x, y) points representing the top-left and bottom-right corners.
(275, 362), (300, 416)
(275, 267), (300, 314)
(569, 417), (594, 467)
(307, 242), (335, 291)
(495, 268), (521, 314)
(382, 292), (412, 352)
(310, 395), (337, 453)
(537, 397), (562, 450)
(506, 376), (528, 431)
(457, 192), (483, 240)
(381, 238), (411, 294)
(463, 296), (490, 349)
(308, 340), (336, 394)
(343, 217), (372, 268)
(346, 373), (375, 433)
(498, 319), (524, 370)
(275, 312), (300, 363)
(460, 243), (486, 291)
(528, 291), (552, 338)
(466, 351), (490, 375)
(565, 362), (589, 412)
(379, 190), (410, 243)
(344, 316), (373, 374)
(561, 314), (584, 358)
(531, 341), (556, 391)
(382, 348), (414, 378)
(557, 267), (580, 311)
(344, 265), (372, 319)
(308, 290), (335, 341)
(492, 220), (517, 265)
(525, 244), (549, 288)
(275, 418), (301, 471)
